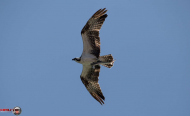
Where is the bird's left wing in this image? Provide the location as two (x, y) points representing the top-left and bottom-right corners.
(81, 8), (108, 58)
(80, 65), (105, 105)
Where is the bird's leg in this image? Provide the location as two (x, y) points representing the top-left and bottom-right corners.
(91, 60), (102, 66)
(91, 62), (97, 66)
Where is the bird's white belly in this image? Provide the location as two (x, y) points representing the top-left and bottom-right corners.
(80, 56), (97, 65)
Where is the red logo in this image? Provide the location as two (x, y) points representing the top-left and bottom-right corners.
(0, 106), (22, 115)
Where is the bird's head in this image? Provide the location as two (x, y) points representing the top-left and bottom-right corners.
(72, 57), (81, 63)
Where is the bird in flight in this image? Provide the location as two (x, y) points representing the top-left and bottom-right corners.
(72, 8), (115, 105)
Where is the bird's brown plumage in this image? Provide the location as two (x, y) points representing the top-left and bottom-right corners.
(81, 8), (108, 58)
(79, 8), (109, 105)
(80, 65), (105, 105)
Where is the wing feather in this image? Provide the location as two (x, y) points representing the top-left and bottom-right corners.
(80, 65), (105, 105)
(81, 8), (108, 58)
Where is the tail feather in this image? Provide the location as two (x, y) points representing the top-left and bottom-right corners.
(99, 54), (115, 68)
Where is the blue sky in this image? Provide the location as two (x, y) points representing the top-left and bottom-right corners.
(0, 0), (190, 116)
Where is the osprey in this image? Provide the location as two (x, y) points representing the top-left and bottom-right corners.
(72, 8), (115, 105)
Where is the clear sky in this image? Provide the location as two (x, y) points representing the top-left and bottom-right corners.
(0, 0), (190, 116)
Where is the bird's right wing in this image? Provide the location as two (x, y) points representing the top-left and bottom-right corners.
(80, 65), (105, 105)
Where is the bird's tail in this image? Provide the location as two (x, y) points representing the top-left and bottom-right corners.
(99, 54), (115, 68)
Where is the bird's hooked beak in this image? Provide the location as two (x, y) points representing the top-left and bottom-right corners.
(72, 58), (75, 61)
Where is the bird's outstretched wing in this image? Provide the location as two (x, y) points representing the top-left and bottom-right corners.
(81, 8), (108, 58)
(80, 65), (105, 105)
